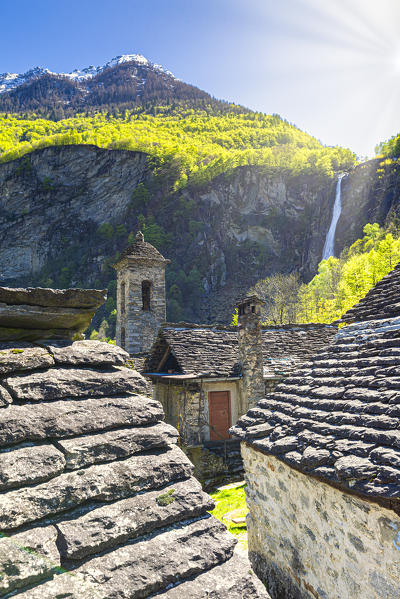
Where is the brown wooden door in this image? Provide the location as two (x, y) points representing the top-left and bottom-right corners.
(209, 391), (231, 441)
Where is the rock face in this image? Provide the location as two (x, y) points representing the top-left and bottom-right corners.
(0, 333), (269, 598)
(0, 146), (398, 323)
(0, 145), (336, 323)
(336, 157), (400, 252)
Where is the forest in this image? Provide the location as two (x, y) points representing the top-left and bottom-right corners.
(242, 222), (400, 326)
(0, 108), (356, 190)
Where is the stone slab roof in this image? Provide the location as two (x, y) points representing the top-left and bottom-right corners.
(341, 261), (400, 323)
(144, 323), (336, 378)
(0, 287), (107, 341)
(0, 339), (269, 598)
(231, 316), (400, 512)
(114, 231), (168, 267)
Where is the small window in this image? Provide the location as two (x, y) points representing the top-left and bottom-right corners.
(251, 305), (255, 313)
(142, 281), (152, 311)
(121, 327), (126, 350)
(120, 282), (126, 315)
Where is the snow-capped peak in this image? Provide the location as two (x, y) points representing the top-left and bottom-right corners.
(0, 54), (175, 94)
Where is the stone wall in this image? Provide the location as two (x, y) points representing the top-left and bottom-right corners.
(153, 379), (243, 446)
(264, 377), (281, 395)
(153, 381), (205, 446)
(153, 379), (246, 484)
(242, 444), (400, 599)
(116, 260), (166, 355)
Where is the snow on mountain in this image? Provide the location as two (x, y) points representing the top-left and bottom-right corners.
(0, 54), (175, 94)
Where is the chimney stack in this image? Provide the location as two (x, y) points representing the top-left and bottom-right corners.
(236, 295), (265, 408)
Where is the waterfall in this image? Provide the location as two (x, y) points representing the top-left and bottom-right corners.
(322, 173), (346, 260)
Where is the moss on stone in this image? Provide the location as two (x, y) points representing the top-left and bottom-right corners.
(156, 488), (175, 506)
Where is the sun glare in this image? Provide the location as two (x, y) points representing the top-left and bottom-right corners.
(394, 50), (400, 73)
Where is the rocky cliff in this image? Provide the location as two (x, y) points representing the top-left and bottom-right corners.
(0, 145), (395, 325)
(336, 158), (400, 251)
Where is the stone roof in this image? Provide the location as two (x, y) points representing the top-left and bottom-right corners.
(0, 338), (269, 598)
(231, 315), (400, 512)
(341, 261), (400, 323)
(114, 231), (169, 267)
(144, 323), (336, 378)
(0, 287), (107, 342)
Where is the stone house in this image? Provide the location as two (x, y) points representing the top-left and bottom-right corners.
(231, 262), (400, 599)
(144, 296), (336, 483)
(112, 234), (335, 482)
(0, 286), (269, 598)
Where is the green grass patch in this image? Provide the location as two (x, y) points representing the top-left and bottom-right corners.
(209, 483), (248, 551)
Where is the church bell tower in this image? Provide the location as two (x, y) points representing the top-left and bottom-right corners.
(113, 231), (170, 355)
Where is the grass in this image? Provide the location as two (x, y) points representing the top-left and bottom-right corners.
(209, 482), (249, 551)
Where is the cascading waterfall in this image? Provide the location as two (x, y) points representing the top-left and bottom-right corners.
(322, 173), (346, 260)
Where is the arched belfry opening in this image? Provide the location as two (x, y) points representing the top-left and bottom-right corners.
(142, 280), (152, 311)
(113, 231), (170, 355)
(120, 281), (126, 315)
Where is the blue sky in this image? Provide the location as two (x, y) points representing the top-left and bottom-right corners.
(1, 0), (400, 157)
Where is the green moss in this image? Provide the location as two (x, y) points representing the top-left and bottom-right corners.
(10, 349), (24, 354)
(156, 488), (175, 506)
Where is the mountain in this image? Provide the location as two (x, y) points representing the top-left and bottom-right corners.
(2, 53), (390, 334)
(0, 144), (397, 335)
(0, 55), (217, 115)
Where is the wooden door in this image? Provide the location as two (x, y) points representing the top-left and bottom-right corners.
(208, 391), (231, 441)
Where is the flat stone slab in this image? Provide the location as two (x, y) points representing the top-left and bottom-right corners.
(0, 384), (12, 407)
(14, 519), (235, 599)
(0, 444), (65, 491)
(0, 326), (82, 342)
(58, 422), (178, 469)
(41, 340), (128, 367)
(74, 517), (235, 599)
(0, 396), (164, 448)
(159, 552), (271, 598)
(0, 342), (54, 374)
(11, 525), (61, 566)
(0, 446), (193, 529)
(57, 477), (214, 560)
(0, 303), (99, 333)
(0, 530), (58, 595)
(0, 287), (106, 308)
(4, 366), (150, 402)
(6, 573), (100, 598)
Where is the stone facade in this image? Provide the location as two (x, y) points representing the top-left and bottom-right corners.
(237, 296), (265, 408)
(114, 232), (169, 355)
(242, 445), (400, 599)
(153, 378), (245, 484)
(153, 378), (245, 447)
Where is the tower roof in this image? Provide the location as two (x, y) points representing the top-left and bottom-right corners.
(113, 231), (169, 268)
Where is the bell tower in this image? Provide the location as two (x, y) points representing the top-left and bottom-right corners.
(113, 231), (170, 355)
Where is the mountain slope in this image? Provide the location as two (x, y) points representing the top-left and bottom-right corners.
(0, 145), (339, 328)
(0, 55), (221, 115)
(1, 144), (397, 333)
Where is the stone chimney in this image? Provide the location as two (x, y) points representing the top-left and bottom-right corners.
(236, 295), (265, 408)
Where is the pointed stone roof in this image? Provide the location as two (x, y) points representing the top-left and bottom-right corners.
(341, 261), (400, 323)
(114, 231), (169, 268)
(231, 314), (400, 513)
(0, 338), (269, 598)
